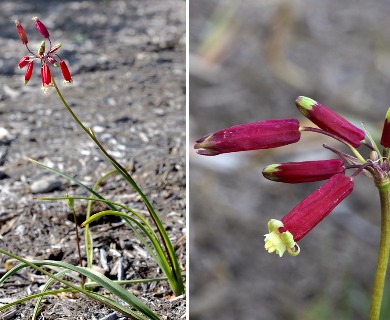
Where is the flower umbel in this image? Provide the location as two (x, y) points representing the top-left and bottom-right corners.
(195, 94), (390, 318)
(15, 17), (72, 92)
(194, 96), (390, 256)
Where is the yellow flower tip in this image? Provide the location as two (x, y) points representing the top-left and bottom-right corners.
(264, 219), (299, 257)
(287, 244), (300, 256)
(267, 219), (284, 232)
(264, 232), (286, 257)
(41, 84), (53, 94)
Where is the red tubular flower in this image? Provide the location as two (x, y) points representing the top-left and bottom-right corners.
(295, 96), (365, 147)
(15, 20), (28, 44)
(194, 119), (301, 156)
(380, 107), (390, 148)
(24, 61), (34, 84)
(41, 63), (52, 90)
(32, 17), (50, 38)
(264, 173), (354, 257)
(262, 159), (345, 183)
(18, 56), (30, 69)
(60, 60), (73, 83)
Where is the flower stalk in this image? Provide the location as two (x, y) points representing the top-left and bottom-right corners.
(369, 179), (390, 320)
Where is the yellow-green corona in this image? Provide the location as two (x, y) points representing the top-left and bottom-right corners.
(264, 219), (299, 257)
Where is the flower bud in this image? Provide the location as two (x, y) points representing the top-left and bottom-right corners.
(47, 56), (58, 67)
(264, 173), (354, 257)
(15, 20), (28, 45)
(295, 96), (365, 147)
(38, 40), (45, 56)
(24, 61), (34, 84)
(380, 107), (390, 148)
(262, 159), (345, 183)
(18, 56), (30, 69)
(32, 17), (50, 38)
(194, 119), (301, 156)
(60, 60), (73, 83)
(48, 43), (62, 54)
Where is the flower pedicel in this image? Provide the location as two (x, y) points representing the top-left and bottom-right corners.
(15, 18), (72, 91)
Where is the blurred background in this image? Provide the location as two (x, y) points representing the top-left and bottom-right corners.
(189, 0), (390, 319)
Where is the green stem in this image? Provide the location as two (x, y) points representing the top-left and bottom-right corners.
(370, 179), (390, 320)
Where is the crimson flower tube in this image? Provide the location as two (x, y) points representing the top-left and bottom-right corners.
(264, 173), (354, 257)
(194, 119), (301, 156)
(262, 159), (345, 183)
(296, 96), (365, 147)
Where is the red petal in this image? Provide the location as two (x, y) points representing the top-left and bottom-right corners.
(15, 20), (28, 44)
(60, 60), (72, 83)
(380, 108), (390, 148)
(18, 56), (30, 69)
(296, 96), (365, 147)
(24, 61), (34, 84)
(280, 173), (354, 241)
(33, 17), (50, 38)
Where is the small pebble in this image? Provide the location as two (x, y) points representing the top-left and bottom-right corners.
(99, 312), (118, 320)
(92, 125), (105, 133)
(30, 178), (62, 194)
(0, 128), (13, 143)
(119, 238), (132, 249)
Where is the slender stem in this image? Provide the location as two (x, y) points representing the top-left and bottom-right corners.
(370, 179), (390, 320)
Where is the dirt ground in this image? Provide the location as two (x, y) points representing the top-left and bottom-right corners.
(190, 1), (390, 319)
(0, 1), (185, 319)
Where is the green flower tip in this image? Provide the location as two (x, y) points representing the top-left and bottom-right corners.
(264, 219), (300, 257)
(38, 40), (46, 56)
(386, 107), (390, 121)
(295, 96), (316, 115)
(262, 164), (280, 181)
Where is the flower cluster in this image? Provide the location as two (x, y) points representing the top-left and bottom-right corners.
(195, 96), (390, 256)
(16, 17), (72, 92)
